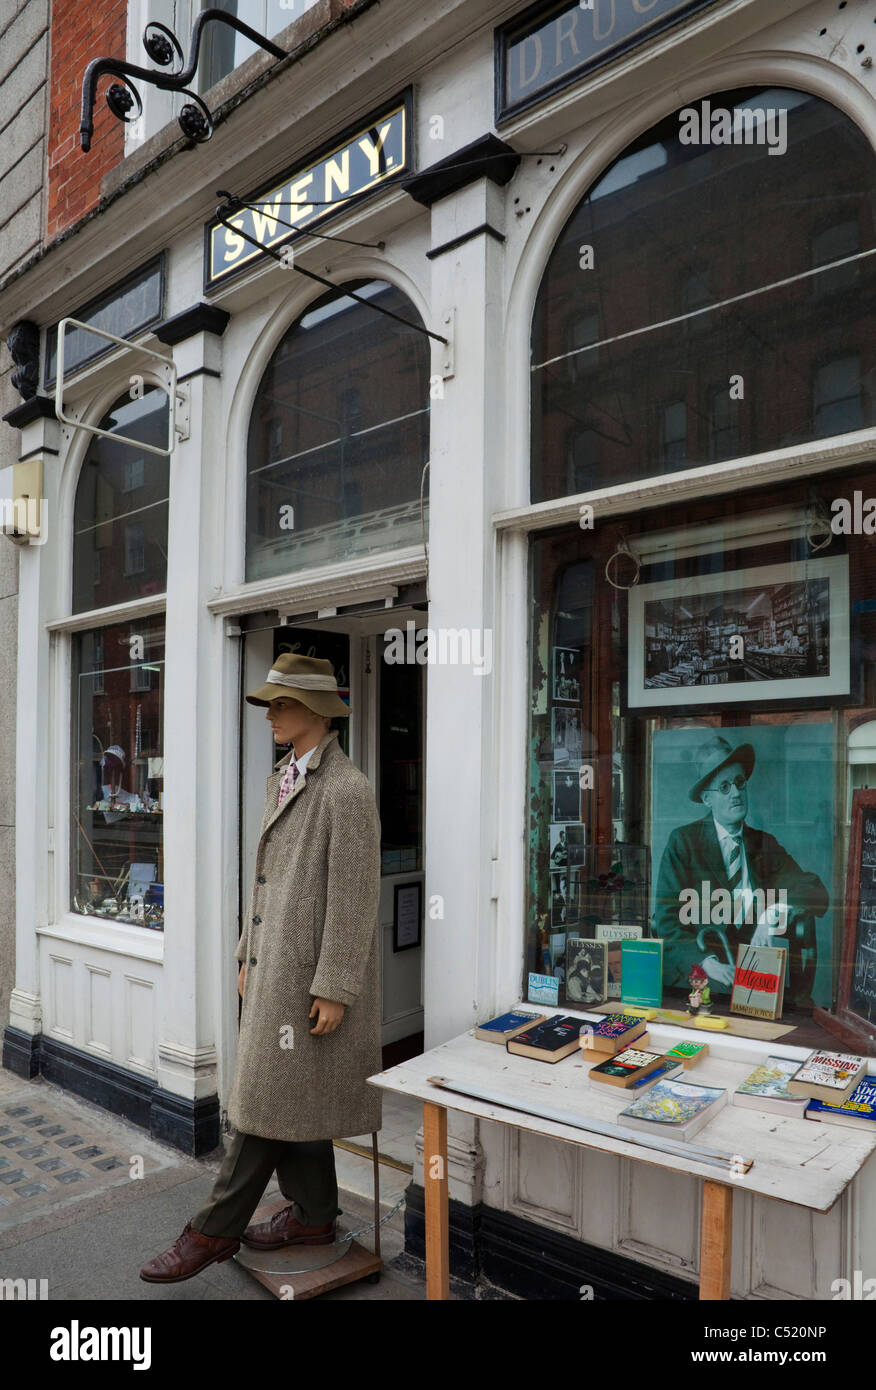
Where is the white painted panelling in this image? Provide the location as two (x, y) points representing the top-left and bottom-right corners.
(124, 975), (156, 1075)
(750, 1192), (845, 1300)
(617, 1159), (700, 1277)
(508, 1127), (579, 1231)
(85, 967), (112, 1055)
(48, 954), (73, 1039)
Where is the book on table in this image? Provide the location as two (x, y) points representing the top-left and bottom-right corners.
(474, 1009), (548, 1043)
(732, 1056), (809, 1115)
(618, 1078), (728, 1140)
(805, 1076), (876, 1130)
(588, 1047), (678, 1090)
(578, 1013), (648, 1056)
(786, 1051), (867, 1106)
(506, 1015), (582, 1062)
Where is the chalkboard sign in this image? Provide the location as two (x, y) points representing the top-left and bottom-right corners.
(816, 789), (876, 1050)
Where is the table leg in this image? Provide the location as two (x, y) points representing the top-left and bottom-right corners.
(699, 1179), (733, 1300)
(423, 1101), (449, 1301)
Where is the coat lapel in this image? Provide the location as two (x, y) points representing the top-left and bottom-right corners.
(259, 728), (340, 839)
(698, 816), (729, 889)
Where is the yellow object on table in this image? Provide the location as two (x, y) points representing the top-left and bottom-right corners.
(621, 1006), (659, 1019)
(693, 1014), (728, 1030)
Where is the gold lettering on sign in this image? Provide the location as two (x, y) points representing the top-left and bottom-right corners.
(517, 32), (543, 89)
(357, 122), (394, 178)
(593, 0), (617, 41)
(324, 150), (351, 202)
(223, 219), (246, 263)
(632, 0), (661, 11)
(251, 192), (283, 243)
(555, 9), (581, 66)
(287, 172), (314, 225)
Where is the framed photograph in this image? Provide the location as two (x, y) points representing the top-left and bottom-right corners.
(551, 705), (583, 761)
(552, 768), (581, 822)
(550, 869), (578, 927)
(549, 821), (586, 870)
(628, 555), (849, 709)
(553, 647), (580, 703)
(393, 881), (422, 952)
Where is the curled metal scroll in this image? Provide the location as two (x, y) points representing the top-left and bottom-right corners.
(80, 8), (288, 152)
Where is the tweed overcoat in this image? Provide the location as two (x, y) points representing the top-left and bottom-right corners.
(227, 728), (383, 1141)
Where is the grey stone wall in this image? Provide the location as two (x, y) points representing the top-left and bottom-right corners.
(0, 0), (49, 1028)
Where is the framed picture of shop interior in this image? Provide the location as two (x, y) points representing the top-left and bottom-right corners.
(650, 722), (835, 1009)
(627, 555), (850, 710)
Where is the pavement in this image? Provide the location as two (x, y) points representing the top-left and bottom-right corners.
(0, 1066), (442, 1302)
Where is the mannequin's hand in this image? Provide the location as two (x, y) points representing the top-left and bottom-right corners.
(702, 955), (735, 987)
(238, 965), (246, 998)
(310, 997), (345, 1035)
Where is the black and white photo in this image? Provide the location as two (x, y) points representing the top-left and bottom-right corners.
(552, 768), (581, 823)
(564, 938), (607, 1006)
(553, 646), (581, 703)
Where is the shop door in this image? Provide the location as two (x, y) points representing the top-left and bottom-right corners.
(239, 614), (425, 1065)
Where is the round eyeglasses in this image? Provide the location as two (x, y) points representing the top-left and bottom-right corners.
(712, 774), (747, 796)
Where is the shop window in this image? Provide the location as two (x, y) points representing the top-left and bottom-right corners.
(197, 0), (321, 91)
(71, 615), (166, 930)
(709, 385), (741, 462)
(70, 388), (168, 929)
(531, 87), (876, 501)
(72, 387), (170, 613)
(526, 465), (876, 1055)
(246, 280), (430, 580)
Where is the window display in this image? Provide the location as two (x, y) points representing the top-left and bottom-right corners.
(71, 617), (165, 926)
(526, 466), (876, 1056)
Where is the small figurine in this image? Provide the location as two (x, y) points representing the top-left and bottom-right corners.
(688, 962), (711, 1016)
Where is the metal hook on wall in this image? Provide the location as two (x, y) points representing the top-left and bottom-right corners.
(604, 533), (640, 591)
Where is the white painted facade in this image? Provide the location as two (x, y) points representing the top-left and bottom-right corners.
(4, 0), (876, 1295)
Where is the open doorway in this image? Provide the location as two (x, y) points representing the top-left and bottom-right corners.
(238, 606), (426, 1067)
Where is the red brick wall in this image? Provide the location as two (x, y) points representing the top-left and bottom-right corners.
(47, 0), (127, 241)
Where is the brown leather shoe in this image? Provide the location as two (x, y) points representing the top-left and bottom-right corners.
(139, 1221), (240, 1283)
(241, 1204), (335, 1250)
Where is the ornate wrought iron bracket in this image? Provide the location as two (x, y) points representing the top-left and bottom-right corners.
(79, 7), (288, 152)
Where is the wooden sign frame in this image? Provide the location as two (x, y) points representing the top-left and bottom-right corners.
(814, 788), (876, 1052)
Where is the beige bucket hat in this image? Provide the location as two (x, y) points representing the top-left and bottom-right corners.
(245, 652), (351, 717)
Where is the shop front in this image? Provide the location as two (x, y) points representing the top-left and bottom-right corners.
(3, 0), (876, 1300)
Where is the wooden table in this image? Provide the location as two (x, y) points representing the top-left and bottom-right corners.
(368, 1029), (876, 1300)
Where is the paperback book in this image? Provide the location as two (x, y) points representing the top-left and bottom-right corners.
(663, 1040), (709, 1069)
(506, 1015), (582, 1063)
(618, 1078), (728, 1140)
(620, 939), (663, 1009)
(578, 1013), (648, 1056)
(732, 1056), (809, 1115)
(787, 1051), (867, 1106)
(730, 944), (787, 1020)
(564, 938), (607, 1006)
(805, 1076), (876, 1131)
(594, 924), (643, 999)
(474, 1010), (548, 1044)
(588, 1047), (673, 1089)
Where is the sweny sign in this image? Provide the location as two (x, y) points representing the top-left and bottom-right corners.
(206, 97), (409, 289)
(497, 0), (719, 118)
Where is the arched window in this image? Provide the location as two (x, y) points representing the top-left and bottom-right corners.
(70, 386), (169, 929)
(246, 279), (431, 580)
(531, 87), (876, 501)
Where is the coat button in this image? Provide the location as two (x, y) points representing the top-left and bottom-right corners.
(249, 956), (257, 966)
(252, 915), (261, 924)
(257, 875), (266, 884)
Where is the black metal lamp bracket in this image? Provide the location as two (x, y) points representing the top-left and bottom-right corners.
(79, 7), (288, 152)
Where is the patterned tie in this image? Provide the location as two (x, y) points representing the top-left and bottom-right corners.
(725, 831), (747, 927)
(278, 755), (300, 807)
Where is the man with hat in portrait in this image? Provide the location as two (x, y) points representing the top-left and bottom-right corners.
(141, 653), (382, 1284)
(653, 734), (828, 997)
